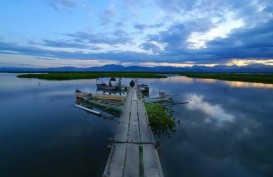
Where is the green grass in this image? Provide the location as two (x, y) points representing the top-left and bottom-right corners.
(180, 73), (273, 84)
(17, 72), (167, 80)
(145, 103), (178, 136)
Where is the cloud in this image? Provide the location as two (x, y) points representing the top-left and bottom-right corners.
(156, 0), (197, 13)
(41, 39), (94, 49)
(118, 0), (146, 16)
(149, 0), (273, 62)
(155, 0), (273, 34)
(66, 30), (132, 45)
(139, 16), (273, 64)
(147, 18), (213, 51)
(119, 0), (145, 9)
(49, 0), (77, 10)
(2, 0), (273, 67)
(0, 40), (150, 62)
(203, 20), (273, 60)
(156, 0), (262, 17)
(0, 42), (57, 60)
(28, 39), (102, 50)
(140, 42), (162, 53)
(134, 23), (163, 31)
(100, 5), (116, 25)
(116, 21), (125, 28)
(2, 14), (273, 65)
(186, 94), (234, 126)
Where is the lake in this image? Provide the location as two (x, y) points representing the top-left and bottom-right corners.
(0, 73), (272, 177)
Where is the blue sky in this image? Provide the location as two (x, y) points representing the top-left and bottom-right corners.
(0, 0), (273, 68)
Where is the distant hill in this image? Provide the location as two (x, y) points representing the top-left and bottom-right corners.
(1, 64), (273, 73)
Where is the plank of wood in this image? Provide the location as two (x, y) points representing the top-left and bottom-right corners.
(120, 90), (132, 121)
(137, 99), (154, 142)
(137, 100), (148, 125)
(139, 124), (153, 142)
(127, 87), (133, 99)
(125, 95), (132, 107)
(115, 123), (129, 142)
(130, 100), (138, 122)
(127, 123), (140, 142)
(123, 144), (139, 177)
(103, 144), (127, 177)
(142, 144), (164, 177)
(132, 88), (137, 101)
(120, 106), (130, 121)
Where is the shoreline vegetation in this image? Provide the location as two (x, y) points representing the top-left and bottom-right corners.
(16, 72), (167, 80)
(15, 72), (273, 84)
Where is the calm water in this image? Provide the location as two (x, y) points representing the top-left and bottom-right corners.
(0, 73), (273, 177)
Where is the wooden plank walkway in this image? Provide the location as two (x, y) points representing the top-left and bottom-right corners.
(103, 85), (164, 177)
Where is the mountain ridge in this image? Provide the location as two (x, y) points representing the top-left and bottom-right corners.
(1, 64), (273, 73)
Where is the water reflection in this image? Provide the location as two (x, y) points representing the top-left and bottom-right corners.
(194, 78), (218, 83)
(157, 76), (273, 177)
(0, 73), (117, 177)
(1, 73), (273, 177)
(165, 76), (194, 83)
(192, 76), (273, 89)
(223, 81), (273, 89)
(186, 94), (234, 127)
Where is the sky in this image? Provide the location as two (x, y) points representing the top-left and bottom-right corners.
(0, 0), (273, 68)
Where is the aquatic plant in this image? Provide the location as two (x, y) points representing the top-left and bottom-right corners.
(145, 103), (179, 136)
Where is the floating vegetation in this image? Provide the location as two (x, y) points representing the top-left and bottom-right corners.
(145, 103), (180, 136)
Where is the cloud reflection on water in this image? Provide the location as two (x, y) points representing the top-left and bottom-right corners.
(223, 81), (273, 89)
(186, 94), (234, 126)
(159, 76), (273, 90)
(194, 78), (273, 89)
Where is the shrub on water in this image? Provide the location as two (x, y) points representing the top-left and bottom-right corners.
(145, 103), (177, 136)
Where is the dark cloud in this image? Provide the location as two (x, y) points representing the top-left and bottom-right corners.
(156, 0), (197, 13)
(26, 39), (101, 50)
(140, 42), (162, 53)
(132, 11), (271, 64)
(116, 21), (125, 28)
(100, 5), (116, 25)
(0, 41), (53, 57)
(202, 20), (273, 61)
(147, 23), (189, 50)
(1, 14), (273, 66)
(49, 0), (77, 10)
(1, 15), (273, 66)
(150, 0), (273, 63)
(42, 39), (93, 49)
(1, 18), (273, 65)
(147, 18), (214, 51)
(66, 30), (132, 45)
(0, 40), (151, 62)
(156, 0), (273, 27)
(156, 0), (253, 14)
(134, 23), (163, 31)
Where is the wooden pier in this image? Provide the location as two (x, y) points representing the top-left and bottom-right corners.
(103, 86), (164, 177)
